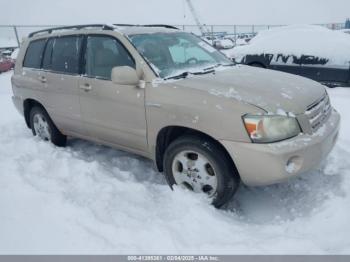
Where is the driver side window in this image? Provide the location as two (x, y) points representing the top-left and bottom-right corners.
(85, 35), (135, 80)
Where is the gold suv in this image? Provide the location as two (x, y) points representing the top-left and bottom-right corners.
(11, 24), (340, 207)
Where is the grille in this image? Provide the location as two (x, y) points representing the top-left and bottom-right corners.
(306, 93), (332, 132)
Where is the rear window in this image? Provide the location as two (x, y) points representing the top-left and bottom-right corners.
(23, 39), (46, 69)
(51, 36), (83, 74)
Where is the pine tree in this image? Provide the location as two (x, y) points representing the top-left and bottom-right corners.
(345, 18), (350, 29)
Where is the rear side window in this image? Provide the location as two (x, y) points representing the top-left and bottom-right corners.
(51, 36), (83, 74)
(85, 35), (135, 80)
(23, 39), (46, 69)
(42, 38), (54, 70)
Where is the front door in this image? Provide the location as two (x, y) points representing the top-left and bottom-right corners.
(78, 35), (148, 153)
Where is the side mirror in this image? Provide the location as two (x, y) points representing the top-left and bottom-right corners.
(111, 66), (139, 86)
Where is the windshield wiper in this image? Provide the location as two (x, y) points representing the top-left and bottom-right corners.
(164, 71), (191, 80)
(164, 69), (215, 81)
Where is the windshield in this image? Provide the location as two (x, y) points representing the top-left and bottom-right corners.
(128, 32), (233, 79)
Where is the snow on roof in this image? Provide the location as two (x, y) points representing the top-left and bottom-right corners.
(225, 25), (350, 68)
(118, 26), (179, 35)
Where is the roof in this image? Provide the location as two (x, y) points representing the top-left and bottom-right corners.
(28, 24), (180, 38)
(116, 25), (179, 35)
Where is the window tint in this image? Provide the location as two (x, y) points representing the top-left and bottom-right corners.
(42, 38), (54, 70)
(85, 36), (135, 79)
(51, 36), (82, 74)
(23, 39), (46, 69)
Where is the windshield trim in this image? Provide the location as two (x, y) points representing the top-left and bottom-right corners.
(124, 33), (161, 78)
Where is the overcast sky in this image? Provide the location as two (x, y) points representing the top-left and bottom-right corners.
(1, 0), (349, 25)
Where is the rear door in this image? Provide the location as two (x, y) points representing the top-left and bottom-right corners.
(42, 35), (85, 135)
(78, 34), (148, 152)
(19, 39), (47, 93)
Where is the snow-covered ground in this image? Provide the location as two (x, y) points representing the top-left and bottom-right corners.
(0, 71), (350, 254)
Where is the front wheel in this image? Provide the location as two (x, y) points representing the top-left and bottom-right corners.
(29, 106), (67, 147)
(163, 136), (240, 208)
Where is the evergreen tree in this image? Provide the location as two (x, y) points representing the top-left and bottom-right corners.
(345, 18), (350, 29)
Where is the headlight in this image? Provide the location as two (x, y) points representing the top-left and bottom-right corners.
(243, 114), (301, 143)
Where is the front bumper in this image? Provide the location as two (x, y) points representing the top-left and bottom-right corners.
(221, 109), (340, 186)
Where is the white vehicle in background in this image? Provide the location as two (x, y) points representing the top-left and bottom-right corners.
(0, 49), (12, 57)
(235, 33), (255, 45)
(213, 38), (234, 49)
(201, 36), (234, 50)
(223, 25), (350, 87)
(235, 38), (249, 46)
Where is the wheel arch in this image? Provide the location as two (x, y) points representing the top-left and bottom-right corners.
(242, 53), (272, 68)
(23, 98), (46, 128)
(155, 125), (239, 176)
(248, 62), (267, 68)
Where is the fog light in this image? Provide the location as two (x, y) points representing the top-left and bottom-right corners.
(286, 156), (303, 174)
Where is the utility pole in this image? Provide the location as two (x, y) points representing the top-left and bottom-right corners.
(184, 0), (210, 36)
(13, 26), (20, 47)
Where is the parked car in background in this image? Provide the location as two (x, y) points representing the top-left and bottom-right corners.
(224, 25), (350, 87)
(0, 56), (15, 73)
(236, 33), (255, 45)
(201, 36), (234, 50)
(11, 24), (340, 208)
(1, 49), (13, 57)
(213, 38), (234, 49)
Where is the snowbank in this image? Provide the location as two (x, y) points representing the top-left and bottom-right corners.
(10, 48), (19, 60)
(224, 25), (350, 68)
(0, 72), (350, 254)
(340, 29), (350, 35)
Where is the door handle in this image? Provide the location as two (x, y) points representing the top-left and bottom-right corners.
(39, 76), (47, 83)
(79, 83), (92, 92)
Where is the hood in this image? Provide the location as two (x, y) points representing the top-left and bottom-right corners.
(172, 65), (326, 114)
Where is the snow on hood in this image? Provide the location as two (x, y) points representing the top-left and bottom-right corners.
(172, 66), (326, 115)
(226, 25), (350, 68)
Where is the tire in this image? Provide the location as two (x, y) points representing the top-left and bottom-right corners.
(29, 106), (67, 147)
(163, 135), (240, 208)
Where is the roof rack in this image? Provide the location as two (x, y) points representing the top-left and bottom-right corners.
(28, 24), (115, 38)
(114, 24), (179, 30)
